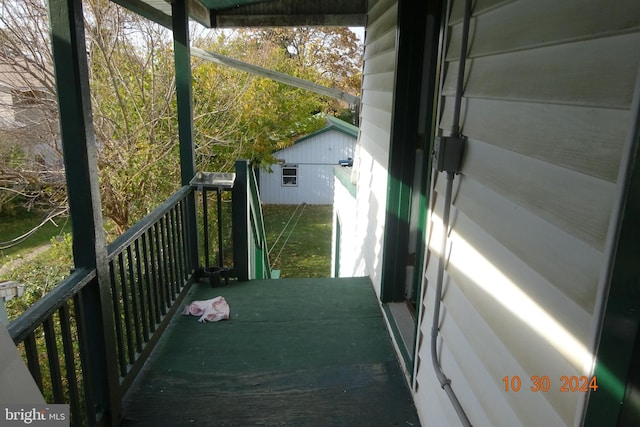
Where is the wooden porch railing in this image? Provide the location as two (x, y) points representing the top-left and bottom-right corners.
(8, 186), (197, 426)
(106, 185), (195, 392)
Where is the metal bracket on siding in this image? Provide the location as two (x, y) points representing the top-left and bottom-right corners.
(434, 136), (465, 173)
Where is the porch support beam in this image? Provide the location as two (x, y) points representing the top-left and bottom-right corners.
(172, 0), (200, 271)
(48, 0), (120, 423)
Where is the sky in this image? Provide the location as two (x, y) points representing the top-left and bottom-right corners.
(349, 27), (365, 43)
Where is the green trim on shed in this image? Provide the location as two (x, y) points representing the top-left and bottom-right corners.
(286, 116), (358, 148)
(325, 116), (359, 137)
(333, 166), (357, 198)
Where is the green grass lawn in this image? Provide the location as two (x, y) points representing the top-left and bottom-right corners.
(262, 204), (333, 278)
(0, 210), (70, 261)
(0, 203), (329, 279)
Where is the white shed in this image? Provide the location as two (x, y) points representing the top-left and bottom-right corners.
(259, 116), (357, 205)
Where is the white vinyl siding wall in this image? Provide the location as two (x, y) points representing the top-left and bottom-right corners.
(259, 129), (355, 205)
(331, 172), (359, 278)
(350, 0), (397, 295)
(413, 1), (640, 426)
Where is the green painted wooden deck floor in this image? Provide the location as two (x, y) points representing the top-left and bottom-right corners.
(121, 277), (420, 426)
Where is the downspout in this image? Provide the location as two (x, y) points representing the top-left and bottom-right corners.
(430, 0), (473, 425)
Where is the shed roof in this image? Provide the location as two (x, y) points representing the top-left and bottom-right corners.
(291, 115), (358, 146)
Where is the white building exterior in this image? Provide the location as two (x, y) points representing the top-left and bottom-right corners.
(330, 166), (363, 278)
(334, 0), (640, 426)
(259, 116), (357, 205)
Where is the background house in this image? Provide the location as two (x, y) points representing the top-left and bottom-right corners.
(259, 116), (357, 204)
(0, 53), (62, 180)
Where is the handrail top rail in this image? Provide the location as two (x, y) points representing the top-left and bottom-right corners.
(107, 185), (192, 260)
(9, 185), (194, 344)
(8, 267), (96, 344)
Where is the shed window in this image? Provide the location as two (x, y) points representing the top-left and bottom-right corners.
(282, 164), (298, 187)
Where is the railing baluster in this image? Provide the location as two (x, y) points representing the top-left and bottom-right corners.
(170, 212), (178, 297)
(126, 246), (143, 353)
(165, 212), (178, 299)
(118, 252), (135, 365)
(135, 238), (150, 342)
(159, 217), (171, 308)
(145, 229), (161, 325)
(43, 317), (65, 403)
(109, 261), (127, 378)
(176, 202), (187, 282)
(153, 222), (167, 314)
(24, 333), (43, 391)
(168, 208), (179, 292)
(160, 214), (174, 304)
(180, 198), (192, 276)
(59, 303), (82, 424)
(8, 187), (197, 422)
(173, 205), (185, 287)
(73, 291), (96, 425)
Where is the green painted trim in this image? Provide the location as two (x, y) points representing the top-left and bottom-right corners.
(584, 72), (640, 427)
(172, 0), (195, 187)
(107, 186), (192, 257)
(232, 160), (250, 281)
(380, 0), (430, 304)
(255, 246), (264, 279)
(49, 0), (120, 423)
(248, 165), (271, 279)
(8, 268), (95, 343)
(232, 160), (271, 281)
(383, 304), (413, 370)
(172, 0), (200, 271)
(278, 116), (358, 150)
(201, 0), (269, 9)
(333, 166), (356, 198)
(409, 2), (444, 368)
(334, 216), (341, 277)
(325, 115), (359, 138)
(111, 0), (172, 29)
(111, 0), (213, 29)
(50, 0), (104, 270)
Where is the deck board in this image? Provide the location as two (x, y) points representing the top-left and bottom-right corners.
(121, 277), (420, 426)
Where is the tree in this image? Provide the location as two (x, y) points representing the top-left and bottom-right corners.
(0, 0), (182, 235)
(0, 0), (65, 218)
(0, 0), (363, 236)
(253, 27), (363, 121)
(191, 30), (330, 170)
(85, 0), (181, 234)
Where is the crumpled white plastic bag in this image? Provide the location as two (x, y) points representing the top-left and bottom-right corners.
(181, 296), (230, 323)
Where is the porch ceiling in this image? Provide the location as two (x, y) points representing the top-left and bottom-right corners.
(112, 0), (366, 29)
